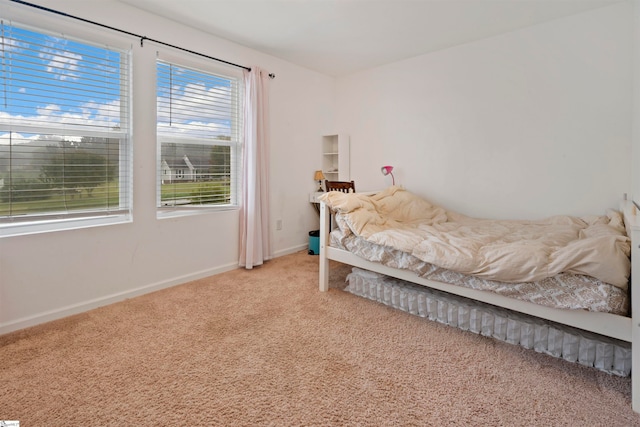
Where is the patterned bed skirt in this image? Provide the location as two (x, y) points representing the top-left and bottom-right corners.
(345, 267), (631, 376)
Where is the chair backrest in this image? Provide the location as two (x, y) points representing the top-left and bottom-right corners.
(325, 180), (355, 193)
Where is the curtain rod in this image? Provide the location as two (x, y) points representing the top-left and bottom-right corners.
(9, 0), (276, 78)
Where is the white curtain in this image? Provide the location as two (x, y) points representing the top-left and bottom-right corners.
(239, 67), (271, 269)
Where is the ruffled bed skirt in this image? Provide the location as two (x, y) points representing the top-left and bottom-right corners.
(345, 267), (631, 376)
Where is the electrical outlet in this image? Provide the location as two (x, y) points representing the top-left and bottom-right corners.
(276, 219), (282, 230)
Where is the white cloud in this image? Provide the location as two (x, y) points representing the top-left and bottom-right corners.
(1, 78), (232, 143)
(0, 132), (82, 145)
(80, 99), (121, 126)
(0, 35), (21, 52)
(36, 104), (61, 116)
(40, 49), (82, 81)
(0, 132), (40, 145)
(3, 97), (121, 124)
(157, 83), (233, 138)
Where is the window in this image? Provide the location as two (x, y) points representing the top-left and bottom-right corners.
(157, 59), (242, 211)
(0, 21), (130, 231)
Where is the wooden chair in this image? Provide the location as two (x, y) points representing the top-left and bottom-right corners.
(323, 180), (355, 231)
(325, 180), (355, 193)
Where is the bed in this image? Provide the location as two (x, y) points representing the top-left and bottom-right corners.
(317, 186), (640, 413)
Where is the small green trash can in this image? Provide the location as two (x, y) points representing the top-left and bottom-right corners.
(308, 230), (320, 255)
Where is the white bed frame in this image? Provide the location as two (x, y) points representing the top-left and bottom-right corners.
(318, 199), (640, 413)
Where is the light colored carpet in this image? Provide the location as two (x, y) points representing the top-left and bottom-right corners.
(1, 250), (639, 426)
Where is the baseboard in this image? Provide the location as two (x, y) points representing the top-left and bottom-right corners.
(1, 246), (309, 336)
(0, 262), (239, 336)
(272, 243), (308, 258)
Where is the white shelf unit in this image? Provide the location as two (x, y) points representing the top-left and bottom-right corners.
(322, 134), (350, 182)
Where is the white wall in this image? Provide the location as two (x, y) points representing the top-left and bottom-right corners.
(0, 0), (334, 333)
(337, 2), (633, 220)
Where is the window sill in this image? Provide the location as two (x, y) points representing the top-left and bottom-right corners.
(0, 214), (132, 238)
(156, 205), (239, 220)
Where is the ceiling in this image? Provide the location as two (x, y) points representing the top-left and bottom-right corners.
(118, 0), (623, 77)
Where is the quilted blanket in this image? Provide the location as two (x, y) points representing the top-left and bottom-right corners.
(319, 186), (631, 290)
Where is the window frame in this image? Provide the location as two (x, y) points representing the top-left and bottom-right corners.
(0, 16), (133, 238)
(155, 51), (243, 218)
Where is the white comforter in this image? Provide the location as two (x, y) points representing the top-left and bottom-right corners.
(319, 186), (631, 290)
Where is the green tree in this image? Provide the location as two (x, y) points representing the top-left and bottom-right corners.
(209, 145), (230, 180)
(0, 174), (50, 203)
(40, 141), (116, 196)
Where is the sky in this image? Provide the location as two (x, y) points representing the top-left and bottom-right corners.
(0, 23), (123, 144)
(0, 22), (237, 146)
(157, 61), (236, 140)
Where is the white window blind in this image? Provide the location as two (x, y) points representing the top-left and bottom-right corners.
(0, 20), (130, 225)
(157, 59), (242, 210)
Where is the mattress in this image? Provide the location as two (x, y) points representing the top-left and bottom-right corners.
(345, 267), (631, 376)
(322, 186), (630, 289)
(332, 231), (629, 316)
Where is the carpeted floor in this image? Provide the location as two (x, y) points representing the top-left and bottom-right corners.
(1, 250), (639, 426)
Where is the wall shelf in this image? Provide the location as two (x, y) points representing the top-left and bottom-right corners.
(322, 134), (350, 182)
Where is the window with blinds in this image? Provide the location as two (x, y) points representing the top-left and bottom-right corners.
(157, 60), (242, 210)
(0, 21), (130, 226)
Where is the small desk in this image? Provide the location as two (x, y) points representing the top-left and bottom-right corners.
(309, 192), (324, 203)
(309, 192), (324, 215)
